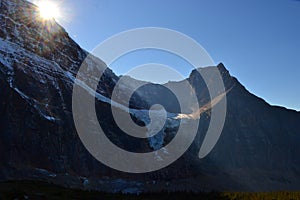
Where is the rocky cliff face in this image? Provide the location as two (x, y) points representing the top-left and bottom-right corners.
(0, 0), (300, 193)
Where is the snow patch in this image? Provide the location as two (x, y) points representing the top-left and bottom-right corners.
(35, 168), (57, 178)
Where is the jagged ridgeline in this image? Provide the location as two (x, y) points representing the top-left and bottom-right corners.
(0, 0), (300, 193)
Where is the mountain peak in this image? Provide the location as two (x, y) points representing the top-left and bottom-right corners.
(216, 62), (228, 73)
(0, 0), (86, 72)
(188, 62), (235, 91)
(1, 0), (300, 193)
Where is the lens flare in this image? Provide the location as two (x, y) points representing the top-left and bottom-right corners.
(36, 0), (61, 20)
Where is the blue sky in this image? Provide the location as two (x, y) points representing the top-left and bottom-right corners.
(32, 0), (300, 111)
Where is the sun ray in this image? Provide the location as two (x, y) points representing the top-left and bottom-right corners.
(35, 0), (61, 21)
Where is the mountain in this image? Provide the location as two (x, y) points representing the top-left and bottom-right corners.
(1, 0), (300, 193)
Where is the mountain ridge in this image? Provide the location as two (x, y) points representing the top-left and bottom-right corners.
(0, 0), (300, 193)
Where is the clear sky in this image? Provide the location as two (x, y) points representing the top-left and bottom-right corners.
(31, 0), (300, 111)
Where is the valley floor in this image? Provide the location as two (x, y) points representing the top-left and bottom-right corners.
(0, 180), (300, 200)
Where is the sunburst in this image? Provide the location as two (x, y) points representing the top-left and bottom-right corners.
(35, 0), (61, 21)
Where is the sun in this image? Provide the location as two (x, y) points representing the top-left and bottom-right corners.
(36, 0), (61, 20)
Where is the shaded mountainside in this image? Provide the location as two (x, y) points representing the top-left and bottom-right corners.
(0, 0), (300, 193)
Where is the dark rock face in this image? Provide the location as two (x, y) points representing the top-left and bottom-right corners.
(0, 0), (300, 193)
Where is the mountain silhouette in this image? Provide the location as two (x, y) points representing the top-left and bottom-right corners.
(0, 0), (300, 193)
